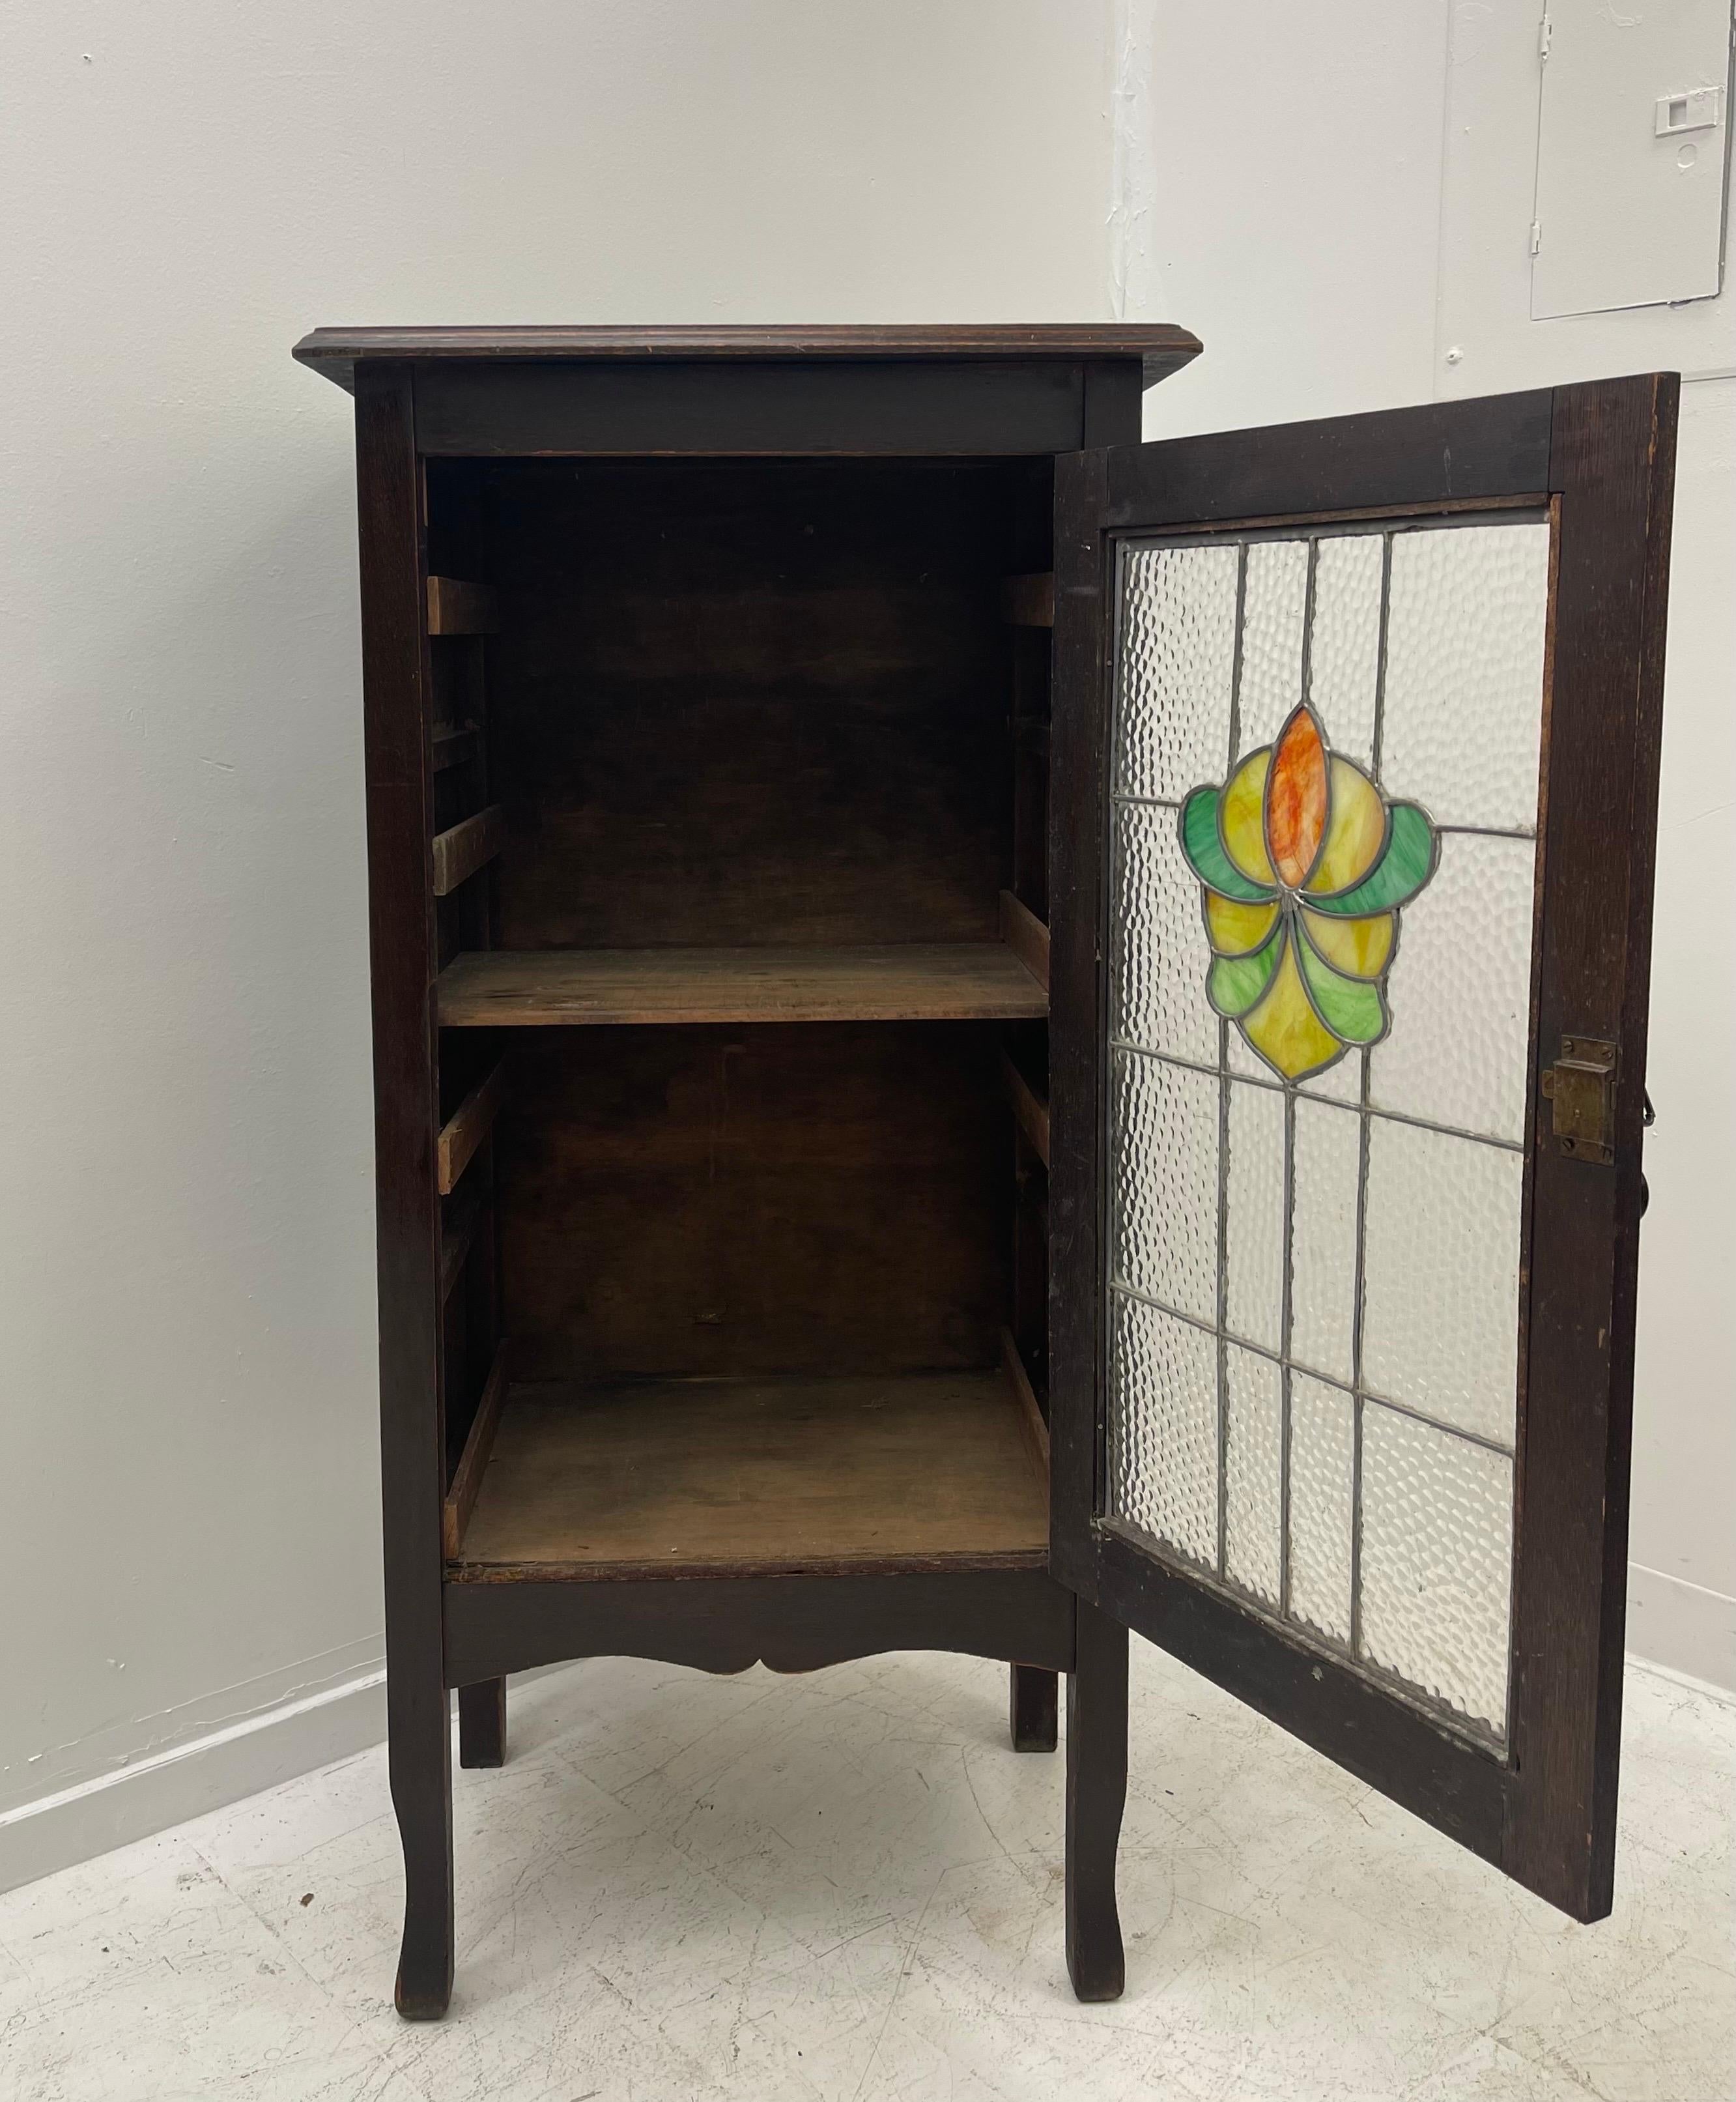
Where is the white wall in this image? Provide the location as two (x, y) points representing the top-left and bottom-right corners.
(1124, 0), (1736, 1690)
(0, 0), (1118, 1885)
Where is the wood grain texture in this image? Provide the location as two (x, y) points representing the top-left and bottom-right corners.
(430, 804), (502, 898)
(431, 724), (479, 773)
(1047, 441), (1114, 1602)
(456, 1680), (505, 1768)
(1098, 388), (1553, 529)
(414, 362), (1100, 458)
(449, 1369), (1049, 1580)
(354, 364), (453, 2021)
(997, 891), (1049, 994)
(293, 322), (1202, 392)
(425, 575), (498, 635)
(442, 1344), (508, 1559)
(1094, 1526), (1506, 1856)
(483, 461), (1016, 947)
(443, 1568), (1078, 1686)
(1065, 1598), (1126, 2001)
(436, 943), (1049, 1027)
(438, 1185), (480, 1302)
(1000, 1326), (1050, 1471)
(1000, 573), (1055, 627)
(1506, 373), (1679, 1921)
(435, 1061), (505, 1197)
(1001, 1049), (1049, 1168)
(496, 1023), (1009, 1381)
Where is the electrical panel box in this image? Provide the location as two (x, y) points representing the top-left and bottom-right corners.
(1532, 0), (1733, 319)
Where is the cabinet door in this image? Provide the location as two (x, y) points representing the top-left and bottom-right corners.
(1049, 377), (1676, 1921)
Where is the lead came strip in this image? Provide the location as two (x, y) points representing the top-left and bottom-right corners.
(1104, 513), (1548, 1742)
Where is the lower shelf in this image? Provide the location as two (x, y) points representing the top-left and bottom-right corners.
(446, 1366), (1049, 1581)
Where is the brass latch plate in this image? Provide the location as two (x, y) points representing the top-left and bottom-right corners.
(1541, 1036), (1617, 1164)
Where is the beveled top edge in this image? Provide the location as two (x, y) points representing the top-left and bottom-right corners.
(291, 322), (1202, 391)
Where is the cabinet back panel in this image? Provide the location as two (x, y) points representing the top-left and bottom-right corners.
(498, 1024), (1008, 1379)
(480, 460), (1026, 947)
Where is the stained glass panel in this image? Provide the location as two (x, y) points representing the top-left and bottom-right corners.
(1289, 1375), (1356, 1643)
(1113, 543), (1240, 803)
(1380, 520), (1550, 831)
(1103, 511), (1548, 1746)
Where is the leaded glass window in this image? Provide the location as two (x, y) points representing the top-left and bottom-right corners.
(1104, 515), (1550, 1746)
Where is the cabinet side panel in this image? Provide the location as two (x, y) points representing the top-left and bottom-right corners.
(356, 371), (451, 1803)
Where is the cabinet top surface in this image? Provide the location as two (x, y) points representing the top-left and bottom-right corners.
(292, 322), (1202, 392)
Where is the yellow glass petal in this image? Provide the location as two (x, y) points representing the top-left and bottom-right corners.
(1307, 758), (1386, 894)
(1242, 932), (1343, 1081)
(1221, 749), (1275, 885)
(1205, 893), (1280, 957)
(1300, 905), (1394, 979)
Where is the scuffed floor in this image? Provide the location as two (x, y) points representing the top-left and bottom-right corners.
(1, 1644), (1729, 2101)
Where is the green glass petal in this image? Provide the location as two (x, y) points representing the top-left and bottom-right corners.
(1180, 787), (1277, 905)
(1306, 802), (1437, 916)
(1296, 930), (1387, 1044)
(1208, 925), (1282, 1018)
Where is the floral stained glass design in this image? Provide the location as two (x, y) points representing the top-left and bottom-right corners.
(1178, 701), (1439, 1083)
(1104, 515), (1552, 1743)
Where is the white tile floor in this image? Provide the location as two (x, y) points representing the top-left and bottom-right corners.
(2, 1645), (1731, 2102)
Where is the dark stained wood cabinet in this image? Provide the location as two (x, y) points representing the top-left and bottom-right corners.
(294, 327), (1676, 2016)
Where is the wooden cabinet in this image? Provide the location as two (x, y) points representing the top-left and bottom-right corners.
(294, 327), (1677, 2017)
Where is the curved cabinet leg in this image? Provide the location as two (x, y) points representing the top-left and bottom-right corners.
(390, 1673), (454, 2020)
(1065, 1600), (1127, 2002)
(458, 1678), (506, 1768)
(1008, 1663), (1059, 1751)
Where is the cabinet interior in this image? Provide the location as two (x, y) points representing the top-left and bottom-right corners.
(427, 455), (1056, 1579)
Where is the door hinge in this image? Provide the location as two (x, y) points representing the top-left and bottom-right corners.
(1539, 11), (1552, 60)
(1530, 220), (1543, 256)
(1541, 1037), (1617, 1164)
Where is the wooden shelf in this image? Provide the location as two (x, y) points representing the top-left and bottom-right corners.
(445, 1366), (1049, 1580)
(435, 941), (1049, 1028)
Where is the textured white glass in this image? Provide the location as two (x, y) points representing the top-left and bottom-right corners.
(1372, 833), (1537, 1145)
(1296, 1046), (1363, 1107)
(1225, 1346), (1283, 1604)
(1225, 1078), (1285, 1353)
(1115, 543), (1240, 802)
(1237, 538), (1309, 750)
(1109, 1052), (1218, 1325)
(1361, 1402), (1513, 1736)
(1362, 1121), (1522, 1446)
(1108, 1293), (1219, 1568)
(1381, 521), (1550, 830)
(1289, 1374), (1356, 1643)
(1110, 802), (1219, 1065)
(1307, 530), (1383, 768)
(1290, 1098), (1361, 1385)
(1102, 517), (1534, 1739)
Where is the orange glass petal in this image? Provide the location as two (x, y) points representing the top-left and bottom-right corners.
(1266, 705), (1328, 888)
